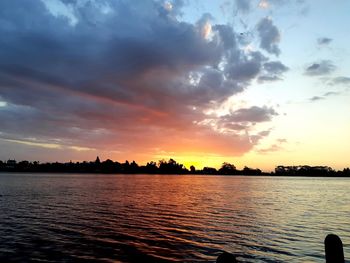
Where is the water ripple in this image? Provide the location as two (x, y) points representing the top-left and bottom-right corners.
(0, 174), (349, 262)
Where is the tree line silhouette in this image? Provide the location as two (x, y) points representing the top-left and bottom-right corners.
(0, 157), (349, 177)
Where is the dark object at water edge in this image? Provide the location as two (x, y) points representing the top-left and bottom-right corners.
(325, 234), (345, 263)
(216, 252), (237, 263)
(216, 234), (345, 263)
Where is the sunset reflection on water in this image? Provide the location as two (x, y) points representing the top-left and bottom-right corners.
(0, 174), (349, 262)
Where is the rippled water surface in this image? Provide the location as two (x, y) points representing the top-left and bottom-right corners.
(0, 174), (349, 262)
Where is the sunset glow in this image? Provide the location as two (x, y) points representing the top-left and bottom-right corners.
(0, 0), (349, 171)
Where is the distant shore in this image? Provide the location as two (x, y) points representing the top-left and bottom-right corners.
(1, 157), (349, 177)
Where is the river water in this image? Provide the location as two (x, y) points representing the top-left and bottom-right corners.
(0, 173), (349, 262)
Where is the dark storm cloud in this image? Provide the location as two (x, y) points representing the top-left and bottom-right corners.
(263, 61), (289, 74)
(257, 17), (281, 56)
(225, 51), (267, 83)
(222, 106), (278, 123)
(234, 0), (251, 13)
(0, 0), (284, 158)
(317, 37), (332, 46)
(213, 24), (237, 49)
(226, 60), (261, 82)
(258, 61), (289, 82)
(305, 60), (336, 76)
(202, 105), (278, 135)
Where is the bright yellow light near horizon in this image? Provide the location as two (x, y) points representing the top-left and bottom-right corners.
(151, 152), (237, 170)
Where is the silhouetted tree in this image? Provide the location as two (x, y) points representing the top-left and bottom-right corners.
(243, 166), (262, 175)
(129, 161), (139, 173)
(203, 167), (217, 174)
(158, 159), (185, 174)
(275, 165), (335, 177)
(144, 161), (158, 173)
(101, 159), (115, 173)
(121, 161), (130, 173)
(0, 157), (349, 177)
(219, 162), (237, 175)
(190, 165), (196, 173)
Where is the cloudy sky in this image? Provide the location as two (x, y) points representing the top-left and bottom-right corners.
(0, 0), (349, 170)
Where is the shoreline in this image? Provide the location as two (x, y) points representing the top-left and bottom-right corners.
(1, 171), (350, 178)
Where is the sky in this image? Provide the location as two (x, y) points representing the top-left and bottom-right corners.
(0, 0), (349, 171)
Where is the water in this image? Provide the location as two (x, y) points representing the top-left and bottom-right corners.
(0, 174), (349, 262)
